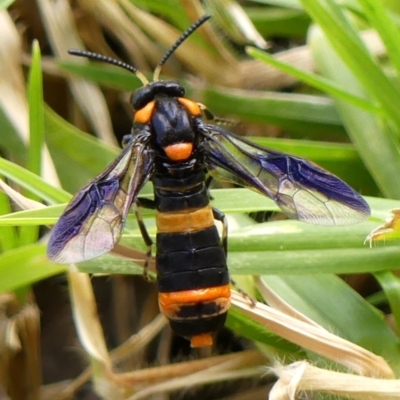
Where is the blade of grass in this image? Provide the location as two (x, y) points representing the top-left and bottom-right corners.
(358, 0), (400, 77)
(0, 204), (65, 226)
(251, 0), (302, 9)
(20, 40), (43, 245)
(0, 188), (18, 251)
(203, 86), (343, 134)
(0, 190), (396, 227)
(310, 26), (400, 199)
(0, 244), (67, 293)
(58, 61), (142, 91)
(50, 240), (400, 277)
(300, 0), (400, 130)
(127, 0), (191, 31)
(207, 0), (267, 48)
(0, 106), (26, 164)
(374, 271), (400, 337)
(44, 107), (119, 192)
(246, 7), (310, 38)
(227, 247), (400, 276)
(26, 41), (44, 180)
(0, 0), (15, 9)
(246, 47), (383, 115)
(0, 156), (70, 204)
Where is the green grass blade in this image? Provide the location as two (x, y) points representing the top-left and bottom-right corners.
(246, 47), (383, 114)
(0, 106), (26, 165)
(374, 271), (400, 337)
(0, 0), (14, 10)
(310, 27), (400, 199)
(0, 244), (66, 293)
(246, 7), (310, 38)
(44, 107), (119, 192)
(0, 204), (65, 226)
(127, 0), (191, 31)
(0, 189), (18, 251)
(0, 156), (71, 204)
(58, 61), (141, 91)
(358, 0), (400, 78)
(227, 247), (400, 275)
(26, 41), (44, 179)
(203, 86), (343, 134)
(251, 0), (302, 9)
(20, 40), (44, 245)
(300, 0), (400, 129)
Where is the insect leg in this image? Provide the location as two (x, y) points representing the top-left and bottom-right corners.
(134, 201), (154, 281)
(198, 103), (237, 126)
(205, 175), (214, 200)
(212, 207), (227, 255)
(121, 134), (132, 148)
(212, 208), (255, 305)
(198, 102), (215, 121)
(230, 277), (256, 306)
(136, 197), (156, 209)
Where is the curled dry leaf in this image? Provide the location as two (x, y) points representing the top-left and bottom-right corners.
(66, 272), (265, 399)
(231, 291), (394, 379)
(365, 209), (400, 245)
(0, 293), (41, 400)
(271, 361), (400, 400)
(0, 179), (45, 211)
(255, 276), (322, 328)
(206, 0), (269, 49)
(123, 350), (265, 400)
(0, 10), (28, 140)
(67, 270), (121, 397)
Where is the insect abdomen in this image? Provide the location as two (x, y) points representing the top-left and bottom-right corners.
(155, 184), (230, 347)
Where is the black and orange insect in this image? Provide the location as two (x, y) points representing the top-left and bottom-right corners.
(47, 15), (370, 347)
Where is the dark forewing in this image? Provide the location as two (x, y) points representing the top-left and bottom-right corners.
(47, 133), (154, 264)
(201, 126), (370, 225)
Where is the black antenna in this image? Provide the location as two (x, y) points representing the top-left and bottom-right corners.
(68, 49), (149, 85)
(153, 14), (211, 81)
(68, 15), (211, 85)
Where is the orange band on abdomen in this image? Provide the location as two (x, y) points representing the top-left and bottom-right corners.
(159, 285), (231, 319)
(160, 285), (231, 305)
(156, 205), (214, 233)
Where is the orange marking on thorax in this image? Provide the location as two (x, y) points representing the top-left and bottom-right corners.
(164, 142), (193, 161)
(134, 101), (155, 124)
(178, 97), (201, 116)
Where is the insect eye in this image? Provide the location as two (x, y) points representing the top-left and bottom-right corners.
(134, 101), (155, 124)
(178, 97), (201, 116)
